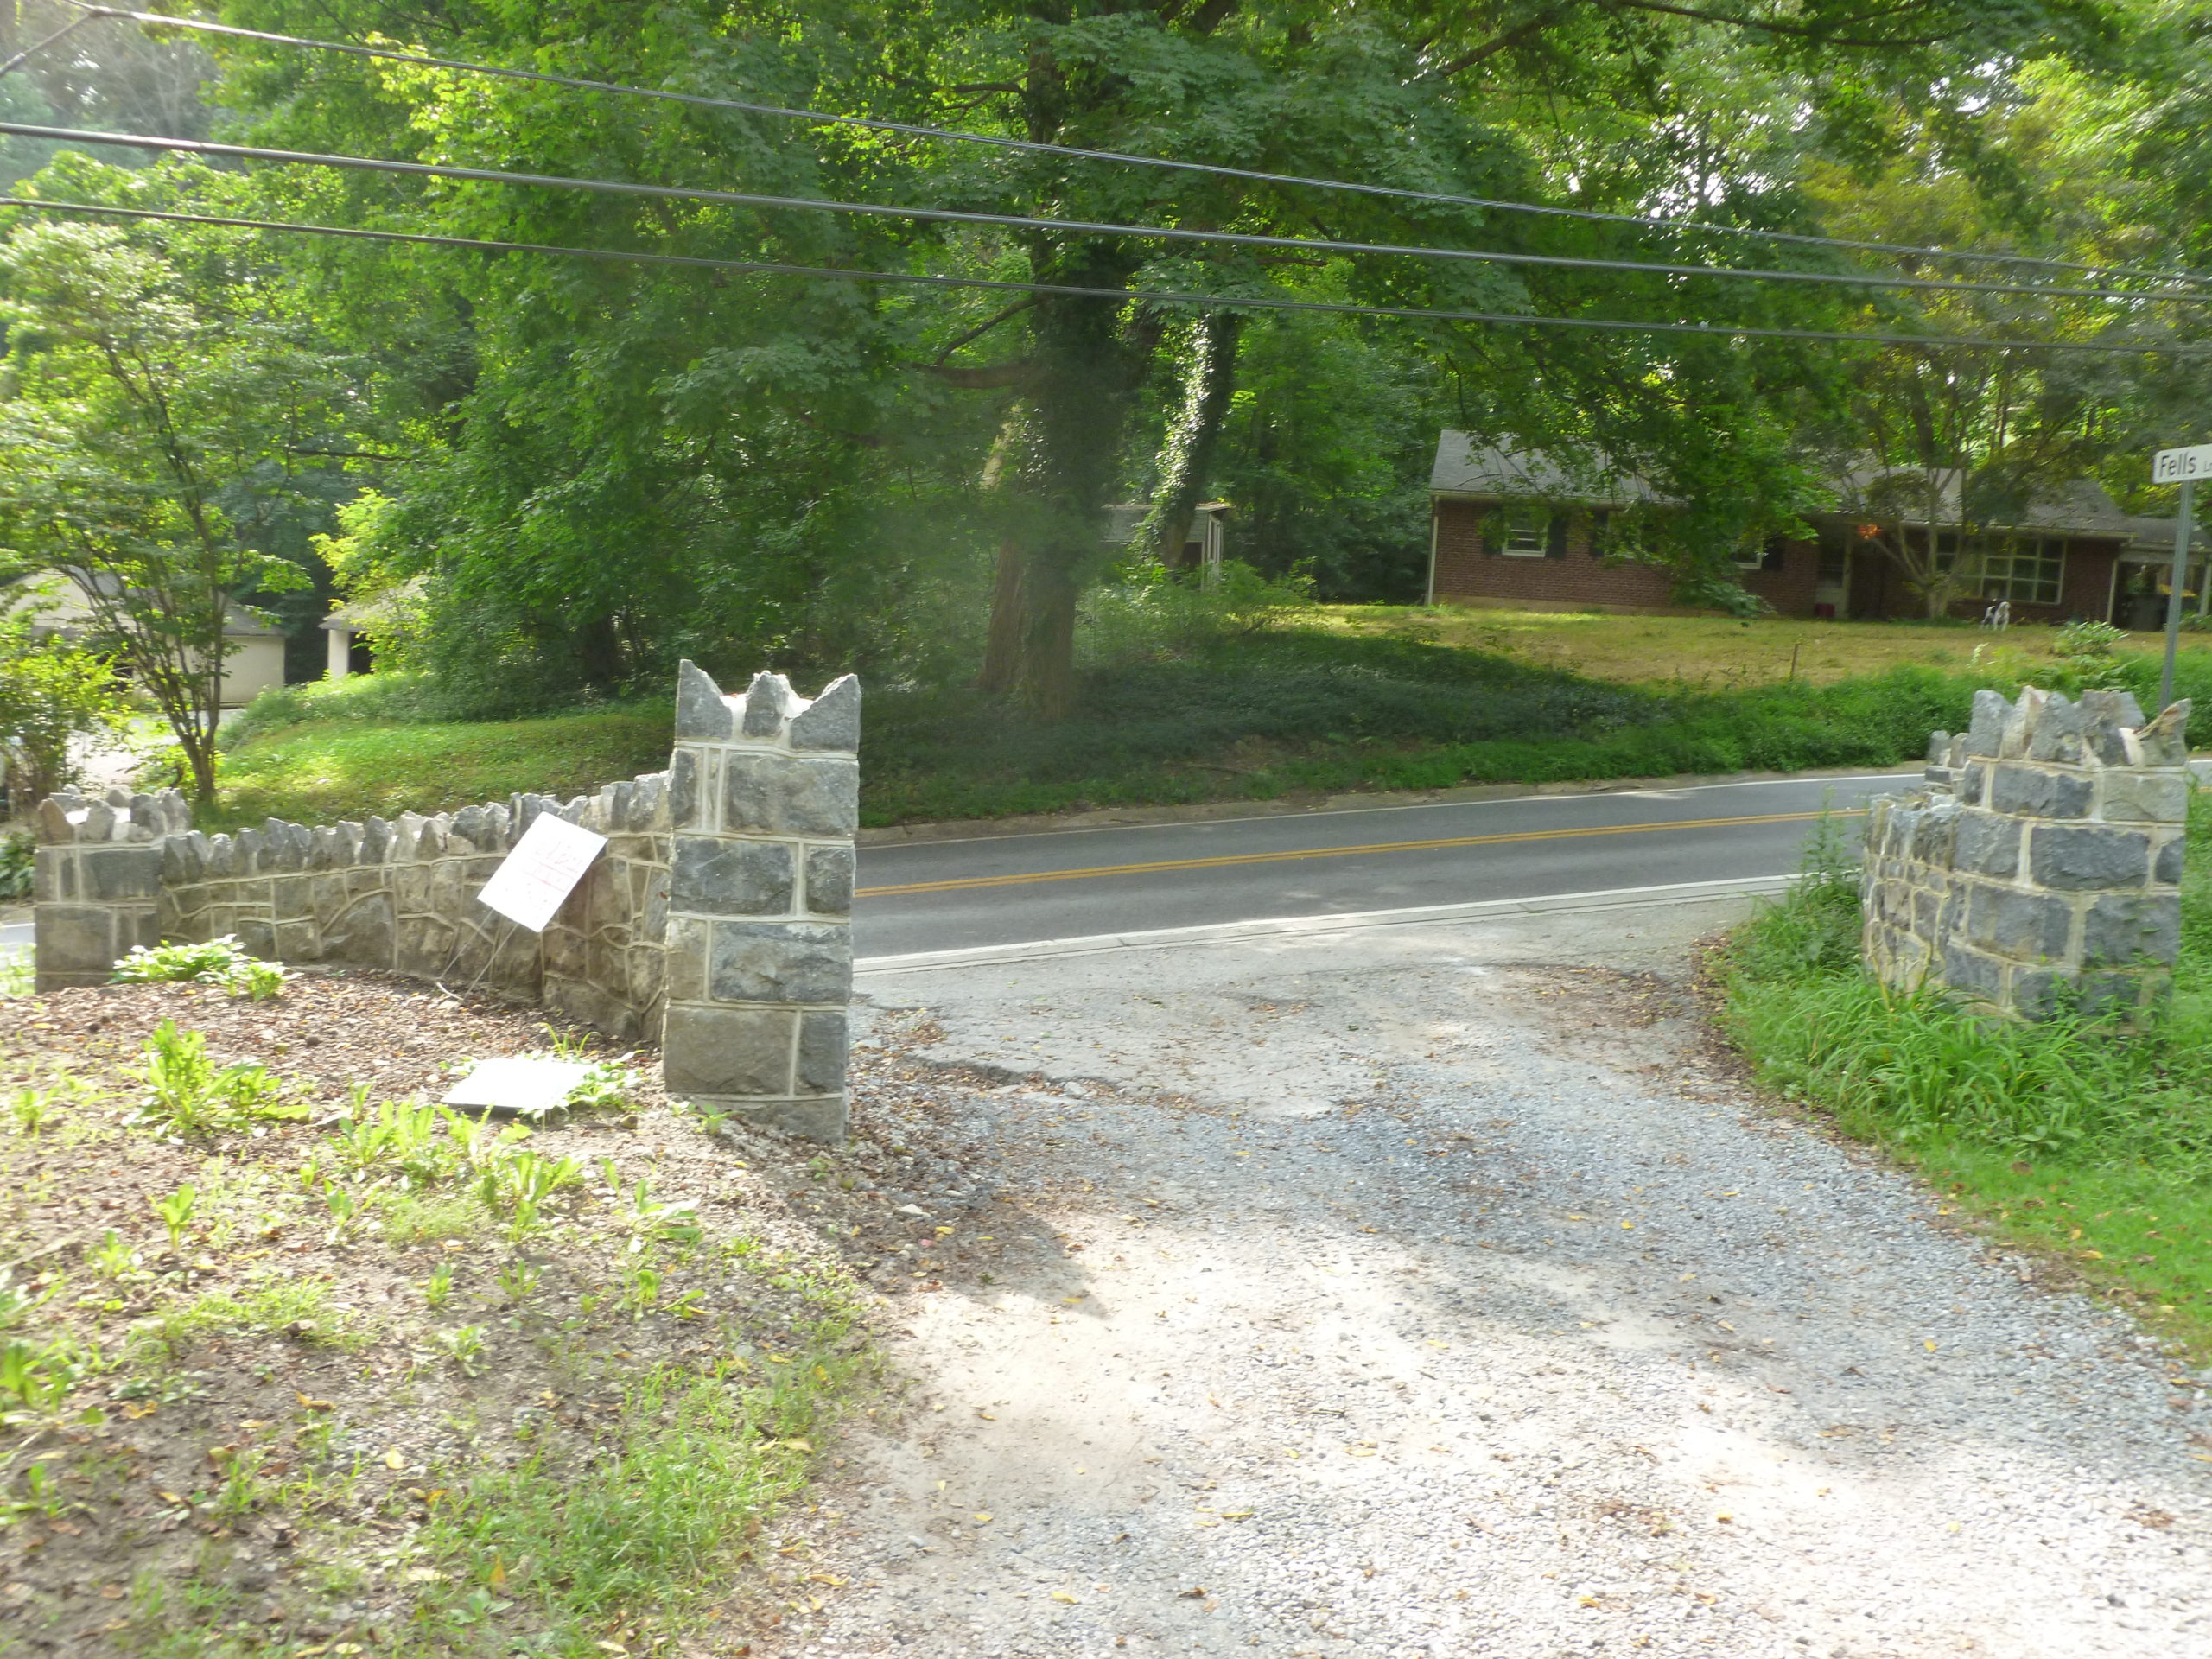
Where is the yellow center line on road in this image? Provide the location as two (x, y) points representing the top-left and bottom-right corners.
(856, 807), (1866, 898)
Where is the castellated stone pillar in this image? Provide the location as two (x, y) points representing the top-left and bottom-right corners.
(31, 787), (194, 991)
(660, 660), (859, 1141)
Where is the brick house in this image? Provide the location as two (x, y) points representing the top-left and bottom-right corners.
(1427, 431), (2196, 624)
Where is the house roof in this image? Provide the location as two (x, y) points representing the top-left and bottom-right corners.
(1433, 433), (2194, 552)
(1430, 433), (1675, 506)
(13, 572), (283, 638)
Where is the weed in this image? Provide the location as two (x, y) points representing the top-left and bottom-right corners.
(207, 1445), (273, 1523)
(424, 1261), (455, 1309)
(136, 1278), (362, 1365)
(566, 1058), (639, 1114)
(0, 954), (30, 998)
(90, 1229), (141, 1282)
(333, 1096), (458, 1185)
(620, 1180), (702, 1252)
(478, 1148), (583, 1240)
(416, 1344), (867, 1639)
(111, 935), (288, 1000)
(8, 1085), (52, 1136)
(495, 1258), (542, 1302)
(429, 1322), (487, 1377)
(133, 1020), (293, 1135)
(538, 1022), (591, 1063)
(620, 1259), (662, 1314)
(3, 1460), (67, 1522)
(151, 1183), (198, 1252)
(0, 1335), (86, 1425)
(384, 1191), (480, 1245)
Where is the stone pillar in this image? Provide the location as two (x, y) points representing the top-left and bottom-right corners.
(1863, 687), (2192, 1018)
(660, 661), (859, 1140)
(32, 787), (192, 991)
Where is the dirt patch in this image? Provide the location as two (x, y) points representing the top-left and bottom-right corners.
(0, 974), (1043, 1656)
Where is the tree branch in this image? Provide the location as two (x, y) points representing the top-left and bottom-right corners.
(932, 298), (1038, 368)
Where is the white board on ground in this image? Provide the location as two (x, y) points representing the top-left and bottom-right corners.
(476, 813), (607, 932)
(442, 1056), (592, 1116)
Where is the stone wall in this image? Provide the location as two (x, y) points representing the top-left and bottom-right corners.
(1861, 686), (2192, 1017)
(30, 663), (858, 1139)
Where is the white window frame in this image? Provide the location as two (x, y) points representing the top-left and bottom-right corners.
(1498, 503), (1552, 557)
(1977, 537), (2066, 607)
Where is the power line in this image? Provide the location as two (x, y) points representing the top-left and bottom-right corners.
(7, 118), (2210, 310)
(66, 1), (2212, 294)
(3, 194), (2198, 357)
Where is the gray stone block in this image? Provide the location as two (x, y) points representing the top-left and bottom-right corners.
(719, 1095), (846, 1142)
(2079, 969), (2159, 1016)
(1962, 884), (2071, 960)
(804, 845), (854, 916)
(2028, 824), (2150, 890)
(677, 660), (734, 741)
(2096, 771), (2190, 824)
(2081, 893), (2179, 968)
(798, 1010), (849, 1093)
(1988, 764), (2092, 820)
(1951, 812), (2019, 878)
(709, 920), (851, 1005)
(662, 915), (709, 1003)
(790, 674), (861, 753)
(1959, 761), (1986, 806)
(2137, 700), (2191, 766)
(1940, 940), (2005, 1002)
(272, 919), (319, 963)
(742, 671), (797, 738)
(672, 837), (793, 916)
(34, 904), (117, 983)
(2157, 835), (2186, 886)
(81, 844), (163, 901)
(663, 1005), (795, 1097)
(723, 753), (858, 838)
(668, 747), (709, 829)
(322, 893), (397, 968)
(2024, 696), (2085, 763)
(2010, 968), (2059, 1020)
(33, 846), (72, 904)
(1965, 689), (2007, 757)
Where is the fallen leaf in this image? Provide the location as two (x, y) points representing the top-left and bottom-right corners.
(1923, 1340), (1937, 1352)
(385, 1447), (405, 1471)
(1051, 1590), (1078, 1604)
(972, 1512), (993, 1523)
(295, 1391), (334, 1412)
(1179, 1586), (1208, 1599)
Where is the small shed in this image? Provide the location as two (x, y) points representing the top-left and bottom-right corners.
(1103, 500), (1235, 583)
(12, 573), (286, 707)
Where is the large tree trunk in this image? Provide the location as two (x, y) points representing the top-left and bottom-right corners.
(983, 259), (1156, 719)
(1147, 312), (1243, 569)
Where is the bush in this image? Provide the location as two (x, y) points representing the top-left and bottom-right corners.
(0, 830), (29, 900)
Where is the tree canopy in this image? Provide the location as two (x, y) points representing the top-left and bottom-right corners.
(0, 0), (2205, 725)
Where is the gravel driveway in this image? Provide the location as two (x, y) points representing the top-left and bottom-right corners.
(766, 898), (2212, 1658)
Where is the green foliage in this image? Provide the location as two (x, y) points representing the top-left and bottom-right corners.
(415, 1347), (863, 1642)
(131, 1018), (289, 1135)
(1722, 791), (2212, 1351)
(0, 829), (30, 899)
(0, 582), (130, 807)
(111, 935), (288, 1000)
(151, 1183), (198, 1252)
(0, 204), (359, 802)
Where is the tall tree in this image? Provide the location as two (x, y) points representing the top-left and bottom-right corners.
(0, 211), (354, 803)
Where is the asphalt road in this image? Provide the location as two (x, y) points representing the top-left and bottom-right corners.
(853, 770), (1912, 958)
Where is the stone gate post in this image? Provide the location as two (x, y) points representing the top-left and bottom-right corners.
(660, 662), (858, 1140)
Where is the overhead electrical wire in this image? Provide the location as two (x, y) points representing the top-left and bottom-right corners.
(65, 1), (2212, 293)
(5, 118), (2209, 311)
(3, 194), (2200, 357)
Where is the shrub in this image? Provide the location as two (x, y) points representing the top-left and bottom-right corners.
(111, 937), (287, 1000)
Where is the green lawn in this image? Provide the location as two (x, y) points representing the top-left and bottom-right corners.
(207, 611), (2212, 832)
(210, 705), (675, 833)
(1718, 800), (2212, 1362)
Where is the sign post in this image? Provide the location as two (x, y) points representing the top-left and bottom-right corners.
(2151, 444), (2212, 712)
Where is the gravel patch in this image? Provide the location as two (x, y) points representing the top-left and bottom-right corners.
(762, 901), (2212, 1658)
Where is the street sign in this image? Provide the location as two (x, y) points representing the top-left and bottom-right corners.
(2152, 443), (2210, 710)
(2153, 443), (2212, 484)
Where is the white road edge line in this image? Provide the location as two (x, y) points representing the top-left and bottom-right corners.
(855, 873), (1800, 976)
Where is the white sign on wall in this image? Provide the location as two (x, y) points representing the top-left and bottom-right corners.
(475, 813), (607, 933)
(2152, 443), (2212, 484)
